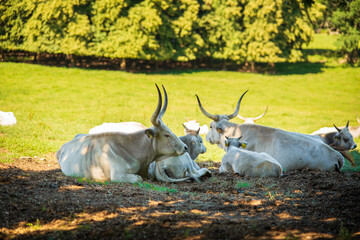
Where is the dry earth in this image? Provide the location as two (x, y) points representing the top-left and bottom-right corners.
(0, 156), (359, 240)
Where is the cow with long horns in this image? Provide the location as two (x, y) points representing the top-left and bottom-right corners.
(196, 91), (344, 172)
(56, 85), (189, 183)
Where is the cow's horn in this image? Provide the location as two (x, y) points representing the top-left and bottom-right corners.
(357, 114), (360, 125)
(346, 120), (349, 128)
(196, 95), (219, 121)
(151, 84), (162, 126)
(159, 85), (168, 119)
(333, 124), (341, 132)
(253, 106), (268, 121)
(227, 90), (248, 120)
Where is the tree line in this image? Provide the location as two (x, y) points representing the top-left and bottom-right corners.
(0, 0), (358, 66)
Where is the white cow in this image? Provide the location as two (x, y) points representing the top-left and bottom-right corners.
(0, 111), (16, 126)
(89, 122), (146, 134)
(196, 90), (344, 172)
(237, 106), (268, 124)
(148, 126), (211, 182)
(183, 120), (209, 135)
(220, 137), (282, 177)
(57, 85), (189, 183)
(310, 121), (357, 150)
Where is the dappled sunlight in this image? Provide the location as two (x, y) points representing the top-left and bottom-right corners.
(0, 210), (120, 238)
(276, 212), (301, 220)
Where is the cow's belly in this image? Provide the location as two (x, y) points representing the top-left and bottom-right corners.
(57, 140), (141, 181)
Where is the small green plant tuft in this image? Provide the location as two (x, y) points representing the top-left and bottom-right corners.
(77, 177), (109, 185)
(236, 181), (251, 188)
(134, 182), (178, 193)
(337, 222), (352, 240)
(26, 219), (41, 230)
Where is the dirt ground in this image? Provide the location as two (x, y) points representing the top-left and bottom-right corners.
(0, 156), (359, 240)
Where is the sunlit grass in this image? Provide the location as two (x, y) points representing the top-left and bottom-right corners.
(0, 34), (359, 172)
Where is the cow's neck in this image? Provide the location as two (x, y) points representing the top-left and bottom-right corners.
(112, 130), (156, 165)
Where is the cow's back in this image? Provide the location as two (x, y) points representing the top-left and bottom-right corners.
(57, 133), (143, 180)
(240, 124), (342, 171)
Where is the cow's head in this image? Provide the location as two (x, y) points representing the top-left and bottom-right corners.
(333, 121), (357, 150)
(224, 136), (248, 151)
(145, 85), (187, 156)
(180, 125), (207, 160)
(196, 90), (248, 149)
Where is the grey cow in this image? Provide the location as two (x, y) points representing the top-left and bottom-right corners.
(196, 91), (344, 172)
(148, 125), (211, 182)
(310, 121), (357, 150)
(56, 85), (188, 183)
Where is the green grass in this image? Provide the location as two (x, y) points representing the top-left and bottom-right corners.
(133, 182), (178, 193)
(0, 33), (359, 172)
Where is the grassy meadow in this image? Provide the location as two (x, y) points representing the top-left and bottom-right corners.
(0, 33), (359, 172)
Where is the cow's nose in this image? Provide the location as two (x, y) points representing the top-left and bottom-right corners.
(184, 145), (188, 151)
(352, 144), (357, 150)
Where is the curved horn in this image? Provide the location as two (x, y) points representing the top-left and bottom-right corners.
(227, 90), (249, 120)
(253, 106), (268, 122)
(237, 114), (246, 121)
(357, 114), (360, 125)
(333, 124), (341, 132)
(159, 85), (168, 119)
(150, 84), (162, 126)
(346, 120), (349, 128)
(196, 95), (219, 121)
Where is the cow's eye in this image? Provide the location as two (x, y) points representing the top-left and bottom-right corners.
(344, 139), (349, 143)
(164, 134), (170, 138)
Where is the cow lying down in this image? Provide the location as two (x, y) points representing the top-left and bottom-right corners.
(220, 137), (283, 177)
(310, 121), (357, 150)
(56, 85), (190, 183)
(148, 127), (211, 182)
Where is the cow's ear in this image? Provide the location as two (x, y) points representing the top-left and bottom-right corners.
(145, 128), (157, 139)
(216, 125), (224, 133)
(225, 141), (229, 147)
(241, 141), (248, 149)
(334, 132), (340, 141)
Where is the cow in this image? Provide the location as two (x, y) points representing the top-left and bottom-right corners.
(183, 120), (209, 135)
(220, 137), (282, 177)
(237, 106), (268, 124)
(56, 84), (189, 183)
(311, 116), (360, 140)
(196, 91), (344, 172)
(148, 125), (211, 182)
(0, 111), (16, 126)
(310, 121), (357, 150)
(89, 122), (147, 134)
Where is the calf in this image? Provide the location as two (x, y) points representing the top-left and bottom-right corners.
(148, 126), (211, 182)
(220, 137), (282, 177)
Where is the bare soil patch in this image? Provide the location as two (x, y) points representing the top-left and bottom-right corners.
(1, 157), (359, 239)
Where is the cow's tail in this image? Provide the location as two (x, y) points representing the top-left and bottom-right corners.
(154, 162), (195, 183)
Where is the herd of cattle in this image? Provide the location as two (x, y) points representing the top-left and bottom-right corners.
(56, 85), (358, 183)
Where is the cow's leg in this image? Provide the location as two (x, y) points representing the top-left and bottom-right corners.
(110, 173), (143, 183)
(154, 161), (194, 183)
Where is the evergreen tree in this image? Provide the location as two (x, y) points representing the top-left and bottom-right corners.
(331, 0), (360, 63)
